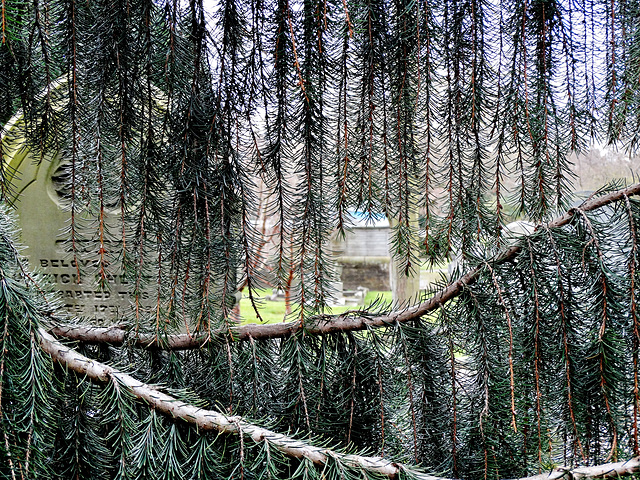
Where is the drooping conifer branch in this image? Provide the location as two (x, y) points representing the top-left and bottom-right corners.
(50, 181), (640, 348)
(517, 457), (640, 480)
(2, 1), (640, 477)
(37, 327), (640, 480)
(36, 328), (431, 480)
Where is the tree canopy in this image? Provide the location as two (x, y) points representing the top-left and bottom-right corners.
(1, 0), (640, 479)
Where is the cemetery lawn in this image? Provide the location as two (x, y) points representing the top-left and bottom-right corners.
(239, 290), (393, 325)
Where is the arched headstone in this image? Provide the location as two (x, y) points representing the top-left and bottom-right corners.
(1, 87), (155, 322)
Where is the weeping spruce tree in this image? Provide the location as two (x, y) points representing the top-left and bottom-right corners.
(2, 0), (640, 478)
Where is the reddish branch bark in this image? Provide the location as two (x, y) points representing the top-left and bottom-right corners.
(49, 182), (640, 348)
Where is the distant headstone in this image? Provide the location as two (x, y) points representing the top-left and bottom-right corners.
(341, 286), (368, 306)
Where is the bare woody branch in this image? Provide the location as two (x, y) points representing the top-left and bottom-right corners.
(38, 328), (640, 480)
(49, 182), (640, 348)
(515, 457), (640, 480)
(37, 328), (436, 480)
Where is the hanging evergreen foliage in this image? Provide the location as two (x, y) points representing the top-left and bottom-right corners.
(1, 0), (640, 478)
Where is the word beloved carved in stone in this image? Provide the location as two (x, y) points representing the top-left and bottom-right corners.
(38, 251), (154, 320)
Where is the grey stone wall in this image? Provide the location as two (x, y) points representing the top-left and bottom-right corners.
(332, 226), (392, 291)
(338, 257), (390, 291)
(334, 227), (389, 257)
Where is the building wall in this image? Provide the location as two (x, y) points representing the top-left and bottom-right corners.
(334, 227), (391, 291)
(334, 227), (390, 257)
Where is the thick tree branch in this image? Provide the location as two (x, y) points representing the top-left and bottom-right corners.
(515, 457), (640, 480)
(49, 182), (640, 348)
(37, 328), (434, 480)
(37, 328), (640, 480)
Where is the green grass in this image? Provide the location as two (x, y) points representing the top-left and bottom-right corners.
(236, 261), (453, 325)
(235, 261), (449, 325)
(238, 290), (392, 325)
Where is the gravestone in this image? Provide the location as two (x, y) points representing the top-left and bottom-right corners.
(1, 103), (153, 322)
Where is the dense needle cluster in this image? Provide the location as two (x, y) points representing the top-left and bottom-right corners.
(1, 0), (640, 478)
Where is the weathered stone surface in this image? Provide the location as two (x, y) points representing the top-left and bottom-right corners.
(338, 257), (390, 291)
(331, 218), (393, 291)
(2, 113), (151, 322)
